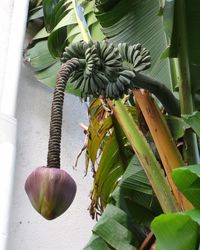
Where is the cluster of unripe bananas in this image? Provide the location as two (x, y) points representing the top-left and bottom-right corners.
(61, 41), (151, 99)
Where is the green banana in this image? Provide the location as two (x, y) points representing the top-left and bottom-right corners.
(120, 70), (135, 80)
(127, 46), (135, 62)
(104, 48), (118, 62)
(83, 76), (90, 94)
(74, 76), (83, 89)
(102, 44), (115, 59)
(112, 83), (120, 97)
(141, 48), (150, 57)
(71, 71), (83, 82)
(119, 75), (131, 86)
(90, 76), (98, 94)
(116, 78), (125, 92)
(134, 55), (143, 67)
(118, 43), (128, 61)
(141, 55), (151, 63)
(135, 43), (142, 50)
(134, 62), (151, 72)
(100, 41), (109, 57)
(132, 50), (140, 64)
(92, 74), (104, 89)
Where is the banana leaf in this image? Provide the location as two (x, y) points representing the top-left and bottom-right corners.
(183, 112), (200, 137)
(95, 0), (172, 88)
(85, 155), (161, 249)
(172, 164), (200, 208)
(27, 0), (104, 95)
(87, 99), (133, 216)
(151, 213), (199, 250)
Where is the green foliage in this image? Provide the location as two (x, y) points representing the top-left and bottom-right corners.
(166, 116), (190, 140)
(25, 0), (200, 249)
(85, 156), (161, 249)
(27, 0), (104, 96)
(43, 0), (68, 32)
(28, 41), (57, 70)
(183, 111), (200, 137)
(29, 0), (43, 10)
(84, 205), (136, 250)
(151, 164), (200, 250)
(95, 0), (172, 87)
(172, 165), (200, 208)
(87, 99), (133, 217)
(165, 0), (200, 95)
(151, 213), (199, 250)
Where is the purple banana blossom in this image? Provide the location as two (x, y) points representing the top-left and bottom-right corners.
(25, 166), (77, 220)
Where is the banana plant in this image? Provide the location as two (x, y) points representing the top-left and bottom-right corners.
(25, 0), (200, 249)
(26, 0), (104, 95)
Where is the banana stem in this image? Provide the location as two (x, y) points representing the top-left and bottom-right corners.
(47, 59), (80, 168)
(72, 0), (92, 43)
(176, 0), (200, 164)
(133, 89), (192, 210)
(107, 99), (179, 213)
(132, 73), (180, 116)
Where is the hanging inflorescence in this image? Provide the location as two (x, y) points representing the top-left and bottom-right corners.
(61, 41), (151, 100)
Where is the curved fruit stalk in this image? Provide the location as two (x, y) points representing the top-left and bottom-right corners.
(25, 58), (80, 220)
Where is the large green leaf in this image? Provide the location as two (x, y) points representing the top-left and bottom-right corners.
(27, 41), (58, 70)
(151, 209), (200, 250)
(162, 0), (175, 41)
(84, 205), (136, 250)
(119, 157), (152, 195)
(84, 235), (110, 250)
(166, 115), (190, 140)
(43, 0), (104, 56)
(163, 0), (200, 109)
(27, 0), (104, 96)
(167, 0), (200, 95)
(43, 0), (69, 32)
(85, 156), (161, 249)
(186, 209), (200, 225)
(87, 99), (113, 166)
(87, 99), (133, 215)
(28, 6), (43, 21)
(29, 0), (43, 10)
(151, 213), (199, 250)
(183, 111), (200, 137)
(172, 164), (200, 208)
(27, 41), (81, 96)
(112, 156), (162, 226)
(92, 132), (124, 207)
(47, 26), (68, 57)
(95, 0), (172, 88)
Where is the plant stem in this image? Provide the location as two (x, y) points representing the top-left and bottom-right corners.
(70, 9), (182, 210)
(138, 232), (155, 250)
(133, 89), (192, 210)
(72, 0), (92, 43)
(107, 99), (179, 213)
(47, 59), (80, 168)
(132, 73), (180, 116)
(169, 58), (181, 91)
(176, 0), (200, 164)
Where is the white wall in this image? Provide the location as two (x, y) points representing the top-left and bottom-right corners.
(0, 1), (28, 249)
(7, 63), (95, 250)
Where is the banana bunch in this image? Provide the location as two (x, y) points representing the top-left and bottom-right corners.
(61, 41), (89, 62)
(96, 41), (123, 81)
(61, 41), (151, 100)
(118, 43), (151, 73)
(85, 45), (100, 76)
(61, 42), (92, 96)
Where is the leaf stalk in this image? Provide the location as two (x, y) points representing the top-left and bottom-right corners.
(107, 99), (179, 213)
